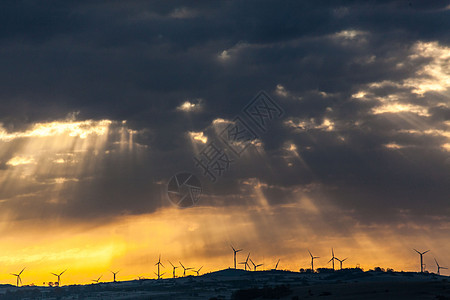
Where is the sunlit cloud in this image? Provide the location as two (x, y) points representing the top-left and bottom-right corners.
(188, 131), (207, 144)
(372, 102), (430, 116)
(0, 119), (112, 142)
(285, 118), (335, 131)
(176, 99), (203, 112)
(384, 143), (404, 149)
(404, 42), (450, 95)
(6, 156), (36, 167)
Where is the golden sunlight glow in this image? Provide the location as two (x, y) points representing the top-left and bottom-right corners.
(0, 120), (112, 142)
(6, 156), (36, 166)
(177, 99), (202, 112)
(188, 131), (208, 144)
(384, 143), (404, 149)
(405, 42), (450, 95)
(285, 118), (335, 131)
(372, 103), (430, 116)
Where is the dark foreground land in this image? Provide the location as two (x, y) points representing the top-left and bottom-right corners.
(0, 268), (448, 299)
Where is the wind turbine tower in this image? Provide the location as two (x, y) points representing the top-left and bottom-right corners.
(179, 261), (193, 276)
(335, 257), (348, 270)
(413, 249), (430, 273)
(308, 250), (320, 272)
(155, 255), (165, 279)
(194, 266), (203, 276)
(239, 253), (251, 271)
(250, 259), (263, 271)
(168, 260), (179, 278)
(328, 248), (336, 270)
(434, 258), (448, 275)
(110, 270), (120, 283)
(51, 269), (67, 286)
(11, 268), (25, 287)
(231, 245), (242, 269)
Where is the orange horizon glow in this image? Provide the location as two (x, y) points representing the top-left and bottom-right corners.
(0, 204), (448, 287)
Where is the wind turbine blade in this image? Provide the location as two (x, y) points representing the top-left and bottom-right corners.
(10, 273), (17, 276)
(434, 258), (439, 266)
(423, 250), (430, 254)
(332, 248), (334, 256)
(237, 249), (243, 252)
(168, 260), (174, 267)
(328, 258), (333, 263)
(413, 249), (421, 254)
(199, 266), (203, 272)
(19, 267), (26, 275)
(60, 269), (67, 276)
(231, 245), (236, 251)
(342, 258), (348, 262)
(51, 273), (58, 276)
(179, 261), (185, 268)
(160, 263), (165, 268)
(308, 249), (313, 257)
(441, 267), (448, 270)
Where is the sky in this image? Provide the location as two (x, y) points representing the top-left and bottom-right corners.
(0, 0), (449, 285)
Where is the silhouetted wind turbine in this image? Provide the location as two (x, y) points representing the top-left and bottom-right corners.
(11, 267), (25, 287)
(231, 245), (242, 269)
(328, 248), (336, 270)
(168, 260), (179, 278)
(434, 258), (448, 275)
(194, 266), (203, 276)
(51, 269), (67, 286)
(308, 250), (320, 272)
(239, 253), (251, 271)
(110, 270), (120, 282)
(413, 249), (430, 273)
(179, 261), (193, 276)
(250, 259), (263, 271)
(92, 275), (102, 283)
(155, 254), (165, 279)
(274, 259), (281, 270)
(335, 257), (348, 270)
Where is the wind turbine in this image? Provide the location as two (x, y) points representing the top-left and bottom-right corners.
(110, 270), (120, 282)
(335, 257), (348, 270)
(328, 248), (336, 270)
(274, 259), (280, 270)
(51, 269), (67, 286)
(179, 261), (193, 276)
(239, 253), (251, 271)
(250, 259), (263, 271)
(11, 267), (25, 287)
(194, 266), (203, 276)
(92, 275), (102, 283)
(231, 245), (242, 269)
(168, 260), (179, 278)
(413, 249), (430, 273)
(308, 249), (320, 272)
(155, 254), (165, 279)
(434, 258), (448, 275)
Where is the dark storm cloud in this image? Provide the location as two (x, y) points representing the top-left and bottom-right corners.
(0, 0), (449, 224)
